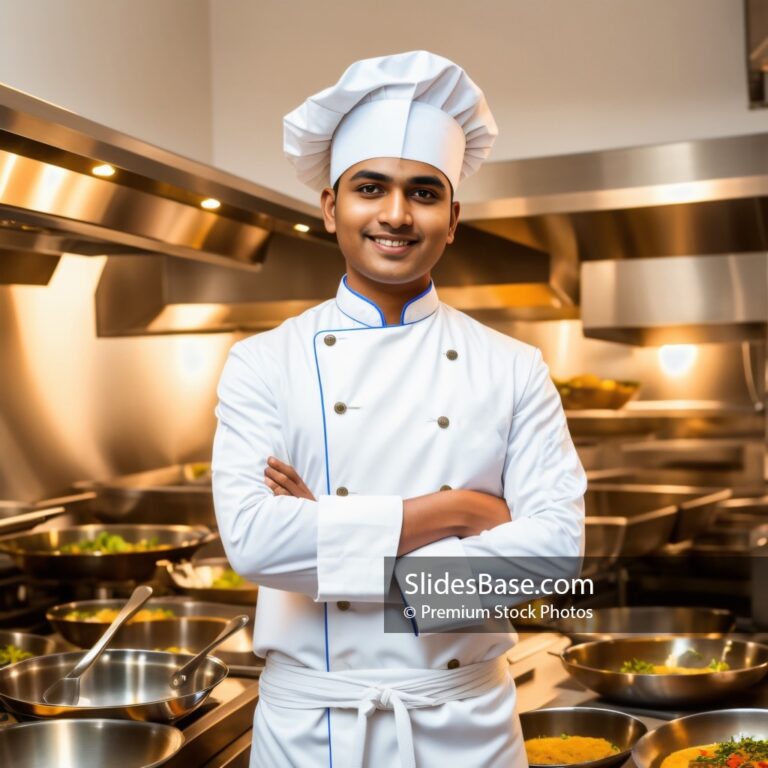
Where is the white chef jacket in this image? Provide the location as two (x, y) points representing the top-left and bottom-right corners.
(212, 275), (586, 767)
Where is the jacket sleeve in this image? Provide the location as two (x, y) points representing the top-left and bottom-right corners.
(393, 347), (586, 631)
(212, 342), (402, 602)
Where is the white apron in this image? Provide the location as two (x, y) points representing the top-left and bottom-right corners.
(212, 276), (586, 767)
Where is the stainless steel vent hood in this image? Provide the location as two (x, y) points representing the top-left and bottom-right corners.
(0, 81), (574, 332)
(580, 253), (768, 345)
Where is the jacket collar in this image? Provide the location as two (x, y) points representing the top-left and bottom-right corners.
(336, 275), (439, 328)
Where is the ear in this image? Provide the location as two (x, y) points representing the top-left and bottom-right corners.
(445, 200), (461, 245)
(320, 187), (337, 234)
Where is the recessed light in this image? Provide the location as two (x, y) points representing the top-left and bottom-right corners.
(293, 223), (310, 233)
(92, 164), (116, 177)
(200, 198), (221, 210)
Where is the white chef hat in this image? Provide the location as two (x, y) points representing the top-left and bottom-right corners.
(283, 50), (497, 193)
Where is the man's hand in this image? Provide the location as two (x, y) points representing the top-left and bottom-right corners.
(264, 457), (316, 501)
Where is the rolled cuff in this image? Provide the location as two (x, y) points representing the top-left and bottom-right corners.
(316, 494), (403, 602)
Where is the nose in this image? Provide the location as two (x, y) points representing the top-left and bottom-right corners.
(377, 188), (413, 230)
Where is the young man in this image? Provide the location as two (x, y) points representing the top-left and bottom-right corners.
(212, 50), (586, 768)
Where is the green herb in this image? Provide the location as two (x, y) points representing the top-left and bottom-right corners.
(707, 659), (730, 672)
(620, 658), (655, 673)
(0, 644), (33, 666)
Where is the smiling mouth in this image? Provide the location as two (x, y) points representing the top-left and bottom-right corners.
(365, 235), (419, 255)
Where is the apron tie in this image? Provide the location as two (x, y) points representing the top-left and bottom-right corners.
(259, 655), (509, 768)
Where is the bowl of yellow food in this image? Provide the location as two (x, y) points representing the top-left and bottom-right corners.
(521, 707), (647, 768)
(554, 375), (640, 410)
(160, 557), (258, 606)
(632, 709), (768, 768)
(560, 638), (768, 707)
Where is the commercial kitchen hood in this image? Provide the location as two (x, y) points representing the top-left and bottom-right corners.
(462, 131), (768, 345)
(0, 81), (573, 334)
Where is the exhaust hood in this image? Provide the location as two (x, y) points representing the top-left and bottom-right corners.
(0, 81), (574, 332)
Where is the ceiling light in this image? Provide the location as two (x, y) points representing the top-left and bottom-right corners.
(200, 198), (221, 210)
(293, 223), (310, 233)
(658, 344), (698, 377)
(91, 164), (115, 177)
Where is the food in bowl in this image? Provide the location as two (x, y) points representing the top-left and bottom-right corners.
(59, 532), (170, 554)
(525, 734), (620, 765)
(621, 657), (730, 674)
(660, 736), (768, 768)
(0, 645), (33, 667)
(211, 569), (246, 589)
(62, 607), (176, 623)
(553, 374), (640, 410)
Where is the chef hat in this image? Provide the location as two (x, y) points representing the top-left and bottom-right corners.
(283, 50), (497, 193)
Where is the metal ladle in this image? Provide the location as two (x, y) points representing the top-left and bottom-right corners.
(42, 585), (153, 705)
(170, 614), (249, 689)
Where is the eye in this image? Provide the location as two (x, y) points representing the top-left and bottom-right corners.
(357, 183), (381, 194)
(411, 188), (438, 200)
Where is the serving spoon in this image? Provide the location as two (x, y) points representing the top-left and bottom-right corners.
(42, 584), (153, 705)
(170, 613), (249, 689)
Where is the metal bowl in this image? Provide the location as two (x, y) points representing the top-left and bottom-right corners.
(521, 707), (647, 768)
(0, 718), (184, 768)
(0, 648), (227, 721)
(161, 558), (258, 606)
(47, 597), (256, 668)
(632, 709), (768, 768)
(0, 629), (62, 667)
(547, 607), (735, 643)
(0, 524), (214, 581)
(560, 637), (768, 706)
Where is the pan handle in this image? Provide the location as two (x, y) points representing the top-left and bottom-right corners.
(170, 614), (249, 689)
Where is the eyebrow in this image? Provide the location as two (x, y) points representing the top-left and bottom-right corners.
(348, 169), (446, 190)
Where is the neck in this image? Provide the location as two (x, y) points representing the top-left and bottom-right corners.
(345, 269), (430, 326)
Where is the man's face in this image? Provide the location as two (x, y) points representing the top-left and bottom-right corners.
(320, 157), (460, 287)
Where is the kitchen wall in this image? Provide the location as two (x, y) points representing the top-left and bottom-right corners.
(0, 0), (213, 163)
(209, 0), (768, 207)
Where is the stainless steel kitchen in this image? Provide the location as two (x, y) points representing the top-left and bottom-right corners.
(1, 1), (768, 767)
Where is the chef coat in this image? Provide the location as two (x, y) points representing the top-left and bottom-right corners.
(212, 275), (586, 767)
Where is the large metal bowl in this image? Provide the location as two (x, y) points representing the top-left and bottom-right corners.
(0, 629), (62, 667)
(160, 558), (258, 606)
(0, 524), (215, 581)
(632, 709), (768, 768)
(47, 597), (257, 668)
(547, 607), (735, 643)
(0, 648), (227, 721)
(560, 637), (768, 706)
(0, 718), (184, 768)
(520, 707), (647, 768)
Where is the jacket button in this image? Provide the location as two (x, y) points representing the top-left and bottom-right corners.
(437, 416), (450, 429)
(446, 349), (458, 361)
(440, 484), (452, 492)
(336, 486), (349, 496)
(447, 658), (460, 669)
(334, 402), (347, 415)
(324, 334), (336, 347)
(337, 601), (351, 611)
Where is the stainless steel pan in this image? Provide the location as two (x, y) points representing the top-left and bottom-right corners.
(0, 718), (184, 768)
(160, 557), (258, 606)
(547, 606), (735, 643)
(0, 524), (215, 581)
(0, 629), (62, 665)
(560, 637), (768, 706)
(632, 709), (768, 768)
(0, 648), (227, 721)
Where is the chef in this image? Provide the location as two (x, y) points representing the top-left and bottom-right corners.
(212, 50), (586, 768)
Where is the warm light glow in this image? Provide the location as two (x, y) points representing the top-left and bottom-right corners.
(200, 198), (221, 210)
(91, 163), (115, 177)
(293, 223), (310, 233)
(658, 344), (698, 377)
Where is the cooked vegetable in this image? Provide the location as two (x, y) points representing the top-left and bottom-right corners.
(525, 734), (620, 764)
(661, 737), (768, 768)
(211, 569), (246, 589)
(63, 608), (176, 623)
(59, 532), (165, 554)
(620, 656), (730, 674)
(0, 644), (33, 666)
